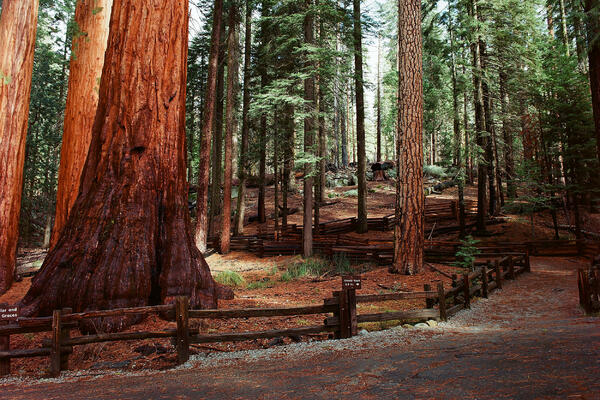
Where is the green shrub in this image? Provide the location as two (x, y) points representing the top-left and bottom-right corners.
(343, 189), (358, 197)
(452, 235), (480, 270)
(214, 270), (246, 287)
(423, 164), (447, 178)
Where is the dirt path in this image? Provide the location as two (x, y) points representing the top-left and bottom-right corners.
(2, 257), (599, 399)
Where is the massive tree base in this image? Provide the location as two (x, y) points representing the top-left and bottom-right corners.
(19, 0), (232, 333)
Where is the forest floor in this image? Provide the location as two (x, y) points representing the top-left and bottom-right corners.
(1, 256), (598, 398)
(1, 178), (598, 388)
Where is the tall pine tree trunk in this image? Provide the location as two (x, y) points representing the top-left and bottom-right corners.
(221, 5), (239, 254)
(209, 27), (226, 237)
(0, 0), (39, 294)
(353, 0), (368, 233)
(234, 1), (252, 236)
(303, 0), (315, 257)
(21, 0), (232, 326)
(52, 0), (112, 249)
(393, 0), (424, 275)
(376, 34), (382, 163)
(471, 0), (488, 233)
(195, 0), (224, 253)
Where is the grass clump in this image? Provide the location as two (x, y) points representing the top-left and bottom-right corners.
(214, 270), (246, 287)
(280, 258), (329, 281)
(332, 253), (353, 274)
(343, 189), (358, 197)
(246, 280), (274, 290)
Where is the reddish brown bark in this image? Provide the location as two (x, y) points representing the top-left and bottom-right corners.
(51, 0), (113, 249)
(20, 0), (232, 329)
(195, 0), (224, 253)
(392, 0), (424, 275)
(220, 6), (240, 254)
(0, 0), (39, 294)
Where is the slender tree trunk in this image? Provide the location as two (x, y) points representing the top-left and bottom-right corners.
(449, 12), (466, 238)
(500, 70), (516, 198)
(471, 0), (488, 233)
(195, 0), (224, 253)
(52, 0), (112, 249)
(481, 43), (496, 216)
(341, 87), (348, 167)
(559, 0), (571, 56)
(393, 0), (424, 275)
(463, 63), (473, 184)
(376, 34), (382, 163)
(585, 0), (600, 163)
(282, 104), (294, 228)
(221, 6), (239, 254)
(21, 0), (232, 325)
(572, 0), (588, 71)
(234, 1), (252, 236)
(209, 26), (226, 238)
(303, 0), (315, 257)
(353, 0), (367, 233)
(0, 0), (39, 294)
(274, 114), (280, 233)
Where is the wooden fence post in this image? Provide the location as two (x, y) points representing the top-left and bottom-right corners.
(508, 256), (515, 280)
(424, 284), (434, 308)
(481, 264), (489, 299)
(525, 250), (531, 273)
(60, 308), (72, 371)
(50, 310), (62, 377)
(0, 303), (9, 376)
(463, 274), (470, 309)
(495, 260), (502, 290)
(348, 288), (357, 337)
(338, 290), (350, 339)
(176, 296), (190, 364)
(437, 282), (447, 321)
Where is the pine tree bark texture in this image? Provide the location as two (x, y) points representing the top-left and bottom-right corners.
(195, 0), (224, 253)
(20, 0), (232, 329)
(220, 6), (239, 254)
(353, 0), (368, 233)
(51, 0), (113, 249)
(0, 0), (39, 295)
(585, 0), (600, 163)
(393, 0), (424, 275)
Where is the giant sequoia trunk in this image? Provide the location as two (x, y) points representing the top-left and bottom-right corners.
(195, 0), (224, 253)
(0, 0), (39, 295)
(20, 0), (232, 329)
(353, 0), (368, 234)
(393, 0), (424, 275)
(52, 0), (113, 248)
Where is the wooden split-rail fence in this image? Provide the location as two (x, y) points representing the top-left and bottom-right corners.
(0, 252), (531, 378)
